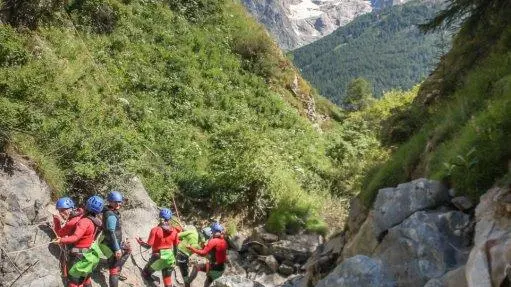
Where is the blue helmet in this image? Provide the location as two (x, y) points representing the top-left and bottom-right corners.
(211, 222), (224, 233)
(86, 195), (104, 214)
(56, 197), (75, 209)
(107, 190), (123, 202)
(159, 208), (172, 220)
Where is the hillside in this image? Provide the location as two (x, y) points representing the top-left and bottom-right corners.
(291, 0), (448, 104)
(360, 0), (511, 206)
(0, 0), (350, 233)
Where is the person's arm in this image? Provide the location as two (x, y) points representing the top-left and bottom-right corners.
(188, 238), (216, 256)
(53, 215), (63, 236)
(137, 227), (157, 249)
(106, 215), (121, 251)
(178, 230), (192, 240)
(60, 219), (88, 244)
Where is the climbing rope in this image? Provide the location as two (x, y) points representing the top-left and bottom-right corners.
(4, 240), (58, 255)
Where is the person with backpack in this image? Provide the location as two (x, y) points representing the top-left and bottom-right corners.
(100, 190), (130, 287)
(187, 222), (228, 287)
(176, 225), (205, 286)
(54, 195), (104, 287)
(136, 208), (180, 287)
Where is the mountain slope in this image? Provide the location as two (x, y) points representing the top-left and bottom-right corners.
(360, 0), (511, 205)
(0, 0), (349, 232)
(291, 0), (448, 103)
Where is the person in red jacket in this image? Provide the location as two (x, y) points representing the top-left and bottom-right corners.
(55, 195), (104, 287)
(137, 208), (179, 287)
(187, 222), (228, 287)
(52, 197), (84, 238)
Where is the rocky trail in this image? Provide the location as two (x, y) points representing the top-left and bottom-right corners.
(2, 152), (511, 287)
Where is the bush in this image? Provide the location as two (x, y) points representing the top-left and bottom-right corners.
(68, 0), (118, 34)
(0, 0), (63, 29)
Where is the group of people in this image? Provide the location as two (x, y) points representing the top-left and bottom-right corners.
(51, 191), (228, 287)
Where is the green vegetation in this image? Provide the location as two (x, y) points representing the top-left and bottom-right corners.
(291, 0), (449, 104)
(361, 0), (511, 206)
(0, 0), (399, 234)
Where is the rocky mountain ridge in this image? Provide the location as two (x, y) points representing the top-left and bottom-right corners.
(241, 0), (416, 50)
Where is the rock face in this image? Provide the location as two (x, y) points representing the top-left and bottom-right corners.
(0, 154), (209, 286)
(301, 178), (477, 287)
(240, 0), (420, 50)
(316, 255), (395, 287)
(465, 187), (511, 287)
(0, 154), (62, 286)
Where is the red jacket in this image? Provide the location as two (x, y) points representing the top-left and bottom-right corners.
(146, 225), (179, 253)
(60, 217), (97, 248)
(53, 208), (84, 238)
(189, 237), (227, 265)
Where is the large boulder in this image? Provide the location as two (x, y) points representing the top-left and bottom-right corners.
(466, 187), (511, 287)
(315, 255), (396, 287)
(372, 178), (449, 233)
(342, 179), (449, 260)
(270, 234), (321, 264)
(374, 210), (472, 286)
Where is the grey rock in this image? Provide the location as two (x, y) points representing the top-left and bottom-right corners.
(0, 155), (62, 286)
(342, 214), (380, 259)
(278, 263), (295, 276)
(316, 255), (396, 287)
(271, 234), (320, 264)
(424, 265), (467, 287)
(452, 196), (474, 211)
(228, 234), (247, 251)
(212, 275), (265, 287)
(258, 255), (279, 273)
(466, 187), (511, 287)
(375, 210), (472, 286)
(260, 232), (279, 243)
(372, 178), (449, 233)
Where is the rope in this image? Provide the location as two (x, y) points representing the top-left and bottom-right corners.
(8, 260), (39, 287)
(4, 240), (58, 255)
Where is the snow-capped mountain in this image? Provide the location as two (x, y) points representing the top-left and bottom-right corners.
(242, 0), (413, 50)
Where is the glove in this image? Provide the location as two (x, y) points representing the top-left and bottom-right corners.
(114, 249), (122, 260)
(137, 237), (150, 249)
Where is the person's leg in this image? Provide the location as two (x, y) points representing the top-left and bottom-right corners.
(162, 267), (173, 287)
(82, 276), (92, 287)
(142, 254), (159, 280)
(203, 276), (213, 287)
(108, 256), (120, 287)
(177, 252), (190, 285)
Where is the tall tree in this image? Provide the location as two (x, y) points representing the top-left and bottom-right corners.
(344, 77), (374, 111)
